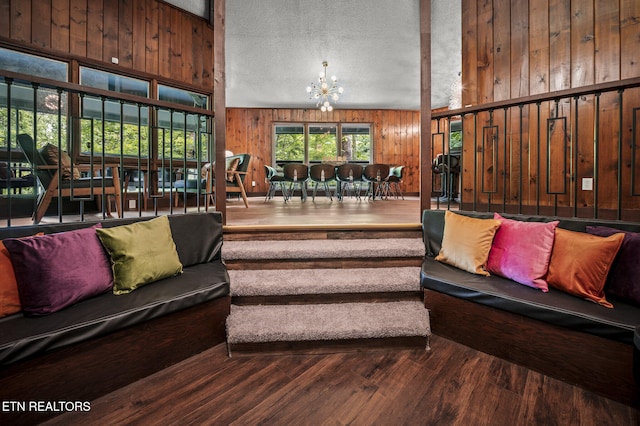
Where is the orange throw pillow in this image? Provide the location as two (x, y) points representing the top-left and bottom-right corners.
(547, 228), (624, 308)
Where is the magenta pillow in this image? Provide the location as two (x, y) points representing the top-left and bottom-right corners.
(487, 213), (559, 291)
(3, 225), (114, 316)
(587, 226), (640, 306)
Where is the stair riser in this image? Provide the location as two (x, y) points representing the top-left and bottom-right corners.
(227, 336), (429, 357)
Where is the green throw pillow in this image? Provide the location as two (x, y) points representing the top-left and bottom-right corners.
(97, 216), (183, 295)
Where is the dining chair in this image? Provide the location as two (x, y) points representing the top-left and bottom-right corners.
(362, 163), (390, 200)
(336, 163), (363, 200)
(308, 163), (336, 201)
(264, 165), (286, 201)
(282, 163), (309, 202)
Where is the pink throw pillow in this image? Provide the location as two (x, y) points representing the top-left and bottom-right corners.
(487, 214), (559, 292)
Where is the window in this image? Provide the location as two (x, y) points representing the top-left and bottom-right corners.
(274, 123), (371, 165)
(79, 67), (150, 157)
(341, 124), (371, 162)
(157, 85), (210, 161)
(308, 125), (337, 162)
(0, 49), (68, 149)
(275, 125), (304, 164)
(450, 120), (462, 151)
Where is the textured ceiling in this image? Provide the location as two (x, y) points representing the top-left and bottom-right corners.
(169, 0), (461, 111)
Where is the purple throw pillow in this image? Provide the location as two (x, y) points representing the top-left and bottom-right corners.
(3, 224), (114, 316)
(586, 226), (640, 306)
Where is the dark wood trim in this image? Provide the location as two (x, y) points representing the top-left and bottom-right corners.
(224, 257), (423, 270)
(232, 291), (423, 306)
(424, 288), (640, 407)
(419, 0), (432, 214)
(213, 0), (227, 223)
(227, 336), (429, 357)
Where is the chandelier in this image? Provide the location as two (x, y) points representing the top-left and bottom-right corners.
(306, 61), (344, 112)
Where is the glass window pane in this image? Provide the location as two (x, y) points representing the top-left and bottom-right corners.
(156, 112), (209, 161)
(80, 67), (149, 97)
(341, 124), (371, 162)
(274, 125), (304, 164)
(0, 83), (68, 149)
(308, 125), (337, 162)
(0, 47), (68, 82)
(158, 85), (208, 110)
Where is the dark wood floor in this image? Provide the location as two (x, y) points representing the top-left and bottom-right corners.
(46, 335), (638, 426)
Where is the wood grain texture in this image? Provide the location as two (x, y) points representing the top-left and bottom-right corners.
(45, 335), (639, 425)
(424, 288), (640, 407)
(226, 108), (421, 195)
(0, 296), (230, 426)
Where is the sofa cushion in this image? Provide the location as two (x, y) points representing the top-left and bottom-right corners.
(587, 226), (640, 306)
(168, 212), (223, 267)
(3, 225), (113, 316)
(487, 213), (558, 292)
(435, 210), (501, 276)
(545, 229), (624, 308)
(97, 216), (183, 295)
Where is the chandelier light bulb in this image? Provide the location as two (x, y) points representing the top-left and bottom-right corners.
(305, 61), (344, 112)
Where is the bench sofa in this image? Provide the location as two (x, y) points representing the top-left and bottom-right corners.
(0, 212), (230, 425)
(421, 209), (640, 407)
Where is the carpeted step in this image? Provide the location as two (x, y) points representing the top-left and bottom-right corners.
(229, 266), (422, 304)
(222, 238), (425, 269)
(226, 301), (431, 355)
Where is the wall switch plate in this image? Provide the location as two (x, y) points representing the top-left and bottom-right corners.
(128, 199), (136, 209)
(582, 177), (593, 191)
(252, 181), (256, 187)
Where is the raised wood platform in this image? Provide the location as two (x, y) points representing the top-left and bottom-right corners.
(424, 288), (640, 407)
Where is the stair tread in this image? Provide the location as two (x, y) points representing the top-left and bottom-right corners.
(229, 267), (421, 296)
(222, 238), (425, 261)
(226, 301), (431, 344)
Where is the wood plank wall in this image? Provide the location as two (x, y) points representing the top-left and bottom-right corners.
(226, 108), (421, 195)
(460, 0), (640, 216)
(0, 0), (214, 91)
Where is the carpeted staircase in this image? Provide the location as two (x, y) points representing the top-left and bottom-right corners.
(223, 231), (431, 355)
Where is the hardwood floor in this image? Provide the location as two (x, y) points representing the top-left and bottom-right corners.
(46, 335), (638, 426)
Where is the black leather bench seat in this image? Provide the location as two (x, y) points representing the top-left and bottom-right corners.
(421, 257), (640, 344)
(0, 262), (229, 365)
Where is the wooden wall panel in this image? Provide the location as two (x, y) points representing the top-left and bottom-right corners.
(462, 0), (640, 214)
(86, 0), (104, 61)
(0, 1), (9, 39)
(0, 0), (215, 92)
(51, 0), (70, 53)
(10, 0), (30, 43)
(226, 108), (421, 195)
(69, 0), (87, 57)
(145, 0), (159, 76)
(31, 0), (51, 48)
(117, 0), (133, 68)
(620, 0), (640, 80)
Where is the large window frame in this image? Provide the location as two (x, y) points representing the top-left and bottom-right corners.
(0, 47), (213, 166)
(273, 122), (372, 166)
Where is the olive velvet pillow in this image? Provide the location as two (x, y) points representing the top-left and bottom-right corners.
(435, 210), (502, 276)
(97, 215), (183, 295)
